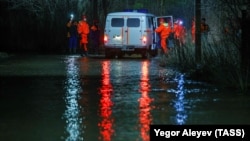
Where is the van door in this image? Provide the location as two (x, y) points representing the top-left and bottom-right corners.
(125, 16), (142, 46)
(154, 16), (174, 48)
(107, 17), (125, 45)
(106, 16), (142, 47)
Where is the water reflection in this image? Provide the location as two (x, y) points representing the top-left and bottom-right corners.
(138, 61), (153, 141)
(64, 56), (83, 141)
(98, 61), (114, 141)
(173, 74), (187, 125)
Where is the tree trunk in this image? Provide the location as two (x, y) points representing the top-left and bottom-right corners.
(93, 0), (98, 20)
(195, 0), (201, 65)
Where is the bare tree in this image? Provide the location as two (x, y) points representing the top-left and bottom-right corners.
(1, 0), (248, 53)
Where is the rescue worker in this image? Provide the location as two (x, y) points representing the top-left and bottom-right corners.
(173, 19), (186, 47)
(66, 19), (78, 54)
(200, 18), (210, 42)
(155, 18), (172, 55)
(191, 18), (195, 43)
(78, 15), (90, 56)
(90, 20), (100, 54)
(191, 18), (210, 44)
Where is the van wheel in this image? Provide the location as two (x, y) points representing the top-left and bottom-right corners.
(150, 49), (158, 57)
(141, 51), (149, 59)
(105, 50), (113, 59)
(117, 53), (124, 59)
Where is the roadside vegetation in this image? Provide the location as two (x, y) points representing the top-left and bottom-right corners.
(165, 35), (249, 94)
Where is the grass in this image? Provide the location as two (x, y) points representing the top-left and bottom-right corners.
(163, 37), (249, 94)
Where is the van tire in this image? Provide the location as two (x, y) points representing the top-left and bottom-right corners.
(117, 52), (124, 59)
(150, 49), (158, 57)
(141, 49), (149, 59)
(105, 49), (113, 58)
(148, 45), (158, 57)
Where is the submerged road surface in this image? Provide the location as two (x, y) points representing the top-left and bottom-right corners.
(0, 54), (250, 141)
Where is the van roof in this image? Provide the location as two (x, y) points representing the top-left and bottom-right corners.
(107, 12), (155, 17)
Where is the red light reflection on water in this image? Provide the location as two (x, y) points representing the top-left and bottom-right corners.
(98, 61), (114, 141)
(138, 61), (153, 141)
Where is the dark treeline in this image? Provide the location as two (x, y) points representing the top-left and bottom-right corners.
(0, 0), (249, 54)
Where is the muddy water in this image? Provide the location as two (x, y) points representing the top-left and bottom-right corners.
(0, 55), (249, 141)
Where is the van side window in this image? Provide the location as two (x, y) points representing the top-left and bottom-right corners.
(111, 18), (124, 27)
(127, 18), (140, 27)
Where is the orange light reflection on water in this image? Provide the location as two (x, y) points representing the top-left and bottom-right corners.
(98, 61), (114, 141)
(138, 61), (153, 141)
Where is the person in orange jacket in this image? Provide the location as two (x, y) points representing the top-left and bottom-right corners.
(191, 18), (210, 44)
(191, 18), (195, 44)
(78, 15), (90, 56)
(155, 18), (172, 55)
(173, 19), (186, 47)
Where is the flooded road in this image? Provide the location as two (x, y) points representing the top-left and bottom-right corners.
(0, 54), (250, 141)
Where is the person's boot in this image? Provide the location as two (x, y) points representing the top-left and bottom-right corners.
(155, 48), (161, 59)
(85, 51), (88, 56)
(73, 48), (76, 54)
(69, 48), (72, 54)
(80, 49), (84, 56)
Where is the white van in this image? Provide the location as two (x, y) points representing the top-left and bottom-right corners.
(104, 10), (173, 58)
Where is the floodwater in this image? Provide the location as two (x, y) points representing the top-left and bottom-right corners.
(0, 55), (249, 141)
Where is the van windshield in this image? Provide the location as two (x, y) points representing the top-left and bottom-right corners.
(127, 18), (140, 27)
(111, 18), (124, 27)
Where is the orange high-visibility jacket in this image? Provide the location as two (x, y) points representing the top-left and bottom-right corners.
(91, 25), (97, 31)
(155, 23), (172, 50)
(191, 21), (195, 42)
(78, 20), (89, 43)
(155, 23), (172, 39)
(173, 24), (185, 39)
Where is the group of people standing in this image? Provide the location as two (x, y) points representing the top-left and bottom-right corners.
(67, 15), (210, 58)
(66, 14), (100, 56)
(155, 18), (187, 56)
(155, 17), (210, 56)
